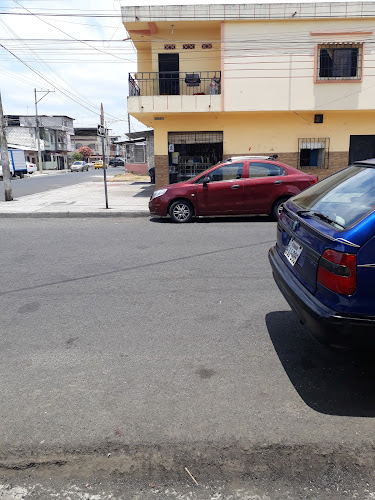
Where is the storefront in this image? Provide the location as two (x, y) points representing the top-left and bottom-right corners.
(167, 131), (223, 183)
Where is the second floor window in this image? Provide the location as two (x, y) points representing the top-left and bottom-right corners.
(317, 43), (362, 81)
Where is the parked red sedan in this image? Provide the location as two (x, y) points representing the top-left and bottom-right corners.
(149, 156), (318, 223)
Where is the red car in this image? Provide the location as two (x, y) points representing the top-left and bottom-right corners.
(149, 156), (318, 223)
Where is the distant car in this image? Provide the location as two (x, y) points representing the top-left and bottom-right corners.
(149, 156), (318, 223)
(26, 162), (37, 174)
(94, 160), (104, 169)
(109, 158), (124, 167)
(71, 161), (88, 172)
(269, 158), (375, 349)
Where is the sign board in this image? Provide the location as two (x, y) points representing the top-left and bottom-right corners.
(97, 125), (105, 137)
(168, 143), (174, 153)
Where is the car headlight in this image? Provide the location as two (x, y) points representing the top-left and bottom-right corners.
(151, 188), (167, 200)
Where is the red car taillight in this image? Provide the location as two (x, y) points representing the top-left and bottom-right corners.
(317, 249), (357, 295)
(309, 176), (319, 185)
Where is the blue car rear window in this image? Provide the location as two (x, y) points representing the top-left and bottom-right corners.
(291, 166), (375, 229)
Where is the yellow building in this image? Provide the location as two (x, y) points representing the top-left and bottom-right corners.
(122, 2), (375, 187)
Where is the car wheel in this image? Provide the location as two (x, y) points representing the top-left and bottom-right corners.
(272, 197), (289, 220)
(169, 200), (193, 223)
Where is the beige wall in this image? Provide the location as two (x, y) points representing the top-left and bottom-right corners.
(223, 18), (375, 112)
(133, 110), (375, 157)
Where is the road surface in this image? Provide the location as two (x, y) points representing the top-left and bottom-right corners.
(1, 217), (375, 497)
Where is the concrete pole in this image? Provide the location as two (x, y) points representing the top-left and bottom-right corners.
(34, 88), (43, 173)
(0, 91), (13, 201)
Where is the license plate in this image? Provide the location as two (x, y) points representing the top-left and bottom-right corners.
(284, 239), (303, 266)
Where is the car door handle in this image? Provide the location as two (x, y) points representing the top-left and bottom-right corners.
(274, 180), (283, 184)
(231, 184), (240, 189)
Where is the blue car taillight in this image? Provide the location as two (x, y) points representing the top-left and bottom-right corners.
(317, 249), (357, 295)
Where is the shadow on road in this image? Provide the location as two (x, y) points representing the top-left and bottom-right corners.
(266, 310), (375, 417)
(150, 215), (275, 224)
(131, 182), (154, 198)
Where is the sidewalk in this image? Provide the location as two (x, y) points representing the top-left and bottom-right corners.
(0, 180), (153, 217)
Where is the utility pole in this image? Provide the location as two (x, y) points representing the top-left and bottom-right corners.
(34, 88), (54, 174)
(0, 91), (13, 201)
(100, 103), (109, 209)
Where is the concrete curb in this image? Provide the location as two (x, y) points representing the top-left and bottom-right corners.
(0, 211), (151, 219)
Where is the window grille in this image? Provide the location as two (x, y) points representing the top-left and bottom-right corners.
(168, 131), (223, 144)
(183, 44), (195, 50)
(317, 43), (362, 81)
(298, 137), (330, 169)
(164, 44), (176, 50)
(202, 43), (213, 49)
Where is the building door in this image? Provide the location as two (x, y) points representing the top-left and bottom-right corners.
(158, 54), (179, 95)
(349, 135), (375, 164)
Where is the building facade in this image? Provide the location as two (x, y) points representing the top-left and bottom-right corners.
(123, 2), (375, 187)
(5, 115), (74, 169)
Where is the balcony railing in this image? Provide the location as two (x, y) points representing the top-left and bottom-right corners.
(129, 71), (221, 97)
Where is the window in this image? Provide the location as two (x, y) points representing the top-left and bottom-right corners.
(201, 163), (244, 182)
(317, 43), (362, 81)
(248, 162), (285, 178)
(298, 138), (330, 169)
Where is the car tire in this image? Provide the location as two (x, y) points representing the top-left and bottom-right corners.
(272, 197), (289, 220)
(169, 200), (194, 223)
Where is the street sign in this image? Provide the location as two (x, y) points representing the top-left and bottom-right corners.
(101, 102), (104, 126)
(97, 124), (105, 137)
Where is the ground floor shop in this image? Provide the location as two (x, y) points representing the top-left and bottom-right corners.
(130, 110), (375, 187)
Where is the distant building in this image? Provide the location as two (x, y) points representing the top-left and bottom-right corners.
(74, 128), (122, 160)
(73, 127), (101, 156)
(5, 115), (74, 169)
(116, 130), (154, 175)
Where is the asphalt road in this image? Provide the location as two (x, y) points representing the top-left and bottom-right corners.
(0, 167), (121, 201)
(1, 217), (375, 497)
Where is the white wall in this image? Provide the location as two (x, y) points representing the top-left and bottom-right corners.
(223, 18), (375, 112)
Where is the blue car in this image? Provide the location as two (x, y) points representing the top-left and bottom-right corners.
(269, 159), (375, 349)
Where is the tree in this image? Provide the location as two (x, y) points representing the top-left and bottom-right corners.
(72, 152), (83, 162)
(78, 146), (93, 161)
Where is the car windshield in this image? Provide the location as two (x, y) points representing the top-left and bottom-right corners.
(73, 162), (83, 165)
(291, 165), (375, 229)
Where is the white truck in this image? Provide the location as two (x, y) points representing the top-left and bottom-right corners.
(0, 149), (28, 179)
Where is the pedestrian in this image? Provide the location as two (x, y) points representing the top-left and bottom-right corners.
(149, 166), (155, 184)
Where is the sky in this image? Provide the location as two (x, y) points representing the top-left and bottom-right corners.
(0, 0), (363, 136)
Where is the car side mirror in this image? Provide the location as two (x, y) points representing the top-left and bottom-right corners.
(202, 176), (210, 185)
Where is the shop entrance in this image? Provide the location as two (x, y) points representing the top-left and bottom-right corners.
(349, 135), (375, 164)
(168, 131), (223, 183)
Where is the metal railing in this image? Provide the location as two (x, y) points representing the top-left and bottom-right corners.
(129, 71), (221, 97)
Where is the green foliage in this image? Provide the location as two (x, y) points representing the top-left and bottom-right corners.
(72, 152), (83, 161)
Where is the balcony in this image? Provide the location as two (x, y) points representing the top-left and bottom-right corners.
(128, 71), (222, 115)
(129, 71), (221, 97)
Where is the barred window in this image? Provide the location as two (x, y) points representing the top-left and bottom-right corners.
(317, 43), (362, 81)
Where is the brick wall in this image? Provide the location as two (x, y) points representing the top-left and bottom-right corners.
(155, 155), (169, 188)
(125, 163), (149, 175)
